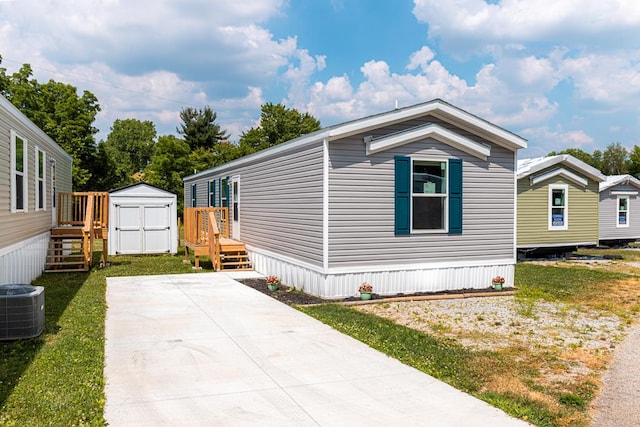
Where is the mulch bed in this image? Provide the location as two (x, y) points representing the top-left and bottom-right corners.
(236, 278), (514, 306)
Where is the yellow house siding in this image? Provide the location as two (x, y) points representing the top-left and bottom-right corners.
(517, 177), (599, 246)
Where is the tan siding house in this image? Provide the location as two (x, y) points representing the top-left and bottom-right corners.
(185, 99), (527, 298)
(0, 95), (73, 284)
(517, 155), (605, 256)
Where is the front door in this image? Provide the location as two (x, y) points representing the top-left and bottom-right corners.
(231, 177), (240, 239)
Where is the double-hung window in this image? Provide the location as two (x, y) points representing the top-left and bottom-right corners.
(221, 178), (228, 208)
(412, 160), (447, 231)
(549, 184), (568, 230)
(395, 156), (462, 235)
(207, 180), (216, 207)
(617, 196), (629, 227)
(11, 130), (28, 212)
(36, 147), (46, 211)
(191, 183), (197, 207)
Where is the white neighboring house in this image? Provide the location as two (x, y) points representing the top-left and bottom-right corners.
(0, 94), (73, 284)
(599, 174), (640, 246)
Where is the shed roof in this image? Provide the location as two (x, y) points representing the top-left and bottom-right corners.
(517, 155), (605, 183)
(109, 182), (176, 197)
(185, 98), (527, 182)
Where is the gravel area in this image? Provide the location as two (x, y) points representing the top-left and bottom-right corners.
(355, 296), (624, 353)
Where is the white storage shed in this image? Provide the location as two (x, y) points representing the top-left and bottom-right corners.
(108, 183), (178, 256)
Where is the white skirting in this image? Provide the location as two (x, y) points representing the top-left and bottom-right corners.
(248, 248), (515, 298)
(0, 233), (50, 285)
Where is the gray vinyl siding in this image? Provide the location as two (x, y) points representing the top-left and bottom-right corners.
(327, 118), (515, 267)
(185, 143), (324, 266)
(599, 184), (640, 241)
(0, 98), (73, 251)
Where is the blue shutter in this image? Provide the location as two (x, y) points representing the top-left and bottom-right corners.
(448, 158), (463, 234)
(218, 178), (222, 207)
(395, 156), (411, 235)
(213, 180), (217, 207)
(191, 183), (197, 207)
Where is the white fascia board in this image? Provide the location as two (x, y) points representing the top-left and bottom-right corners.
(600, 175), (640, 192)
(365, 123), (491, 160)
(531, 167), (588, 187)
(611, 191), (639, 196)
(519, 155), (605, 183)
(563, 155), (606, 182)
(0, 95), (73, 162)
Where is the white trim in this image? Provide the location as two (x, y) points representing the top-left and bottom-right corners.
(327, 258), (516, 275)
(0, 232), (50, 257)
(548, 184), (568, 230)
(611, 191), (638, 196)
(617, 195), (630, 228)
(0, 232), (50, 285)
(322, 138), (329, 274)
(231, 175), (240, 240)
(518, 154), (604, 183)
(600, 174), (640, 192)
(410, 157), (449, 233)
(532, 167), (588, 187)
(518, 241), (597, 249)
(365, 123), (491, 160)
(35, 146), (46, 211)
(10, 130), (28, 213)
(247, 244), (324, 274)
(513, 154), (518, 261)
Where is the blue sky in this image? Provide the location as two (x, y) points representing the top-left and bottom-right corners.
(1, 0), (640, 158)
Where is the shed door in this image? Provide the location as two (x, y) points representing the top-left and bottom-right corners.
(115, 204), (171, 254)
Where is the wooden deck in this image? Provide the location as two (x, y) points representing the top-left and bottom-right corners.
(183, 207), (252, 270)
(46, 192), (109, 272)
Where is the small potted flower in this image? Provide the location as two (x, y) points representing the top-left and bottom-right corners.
(358, 282), (373, 300)
(491, 276), (505, 291)
(265, 275), (281, 291)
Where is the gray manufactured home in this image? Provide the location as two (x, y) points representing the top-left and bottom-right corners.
(599, 174), (640, 245)
(184, 99), (527, 298)
(0, 94), (73, 284)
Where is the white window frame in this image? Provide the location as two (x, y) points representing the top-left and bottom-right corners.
(10, 130), (28, 213)
(207, 180), (215, 207)
(410, 157), (448, 233)
(191, 183), (197, 207)
(35, 146), (46, 211)
(548, 184), (568, 231)
(617, 195), (629, 228)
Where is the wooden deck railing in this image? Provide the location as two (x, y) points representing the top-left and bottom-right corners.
(58, 192), (109, 230)
(184, 207), (228, 246)
(208, 212), (222, 270)
(82, 193), (95, 269)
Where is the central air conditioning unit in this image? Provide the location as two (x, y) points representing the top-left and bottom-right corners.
(0, 284), (45, 340)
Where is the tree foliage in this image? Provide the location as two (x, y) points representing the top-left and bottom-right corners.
(547, 148), (597, 168)
(238, 103), (321, 155)
(100, 119), (157, 189)
(177, 106), (229, 151)
(145, 135), (192, 214)
(600, 142), (630, 175)
(0, 57), (101, 190)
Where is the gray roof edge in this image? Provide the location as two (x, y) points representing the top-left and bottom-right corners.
(518, 154), (606, 182)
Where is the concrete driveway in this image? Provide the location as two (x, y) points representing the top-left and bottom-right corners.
(105, 272), (529, 426)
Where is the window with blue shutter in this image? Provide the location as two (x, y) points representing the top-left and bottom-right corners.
(208, 180), (216, 207)
(448, 158), (463, 234)
(395, 156), (463, 234)
(394, 156), (411, 235)
(191, 183), (197, 207)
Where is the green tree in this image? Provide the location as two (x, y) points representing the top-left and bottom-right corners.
(238, 103), (321, 155)
(628, 145), (640, 178)
(145, 135), (191, 214)
(177, 106), (229, 151)
(547, 148), (597, 168)
(100, 119), (157, 188)
(600, 142), (630, 175)
(0, 57), (101, 189)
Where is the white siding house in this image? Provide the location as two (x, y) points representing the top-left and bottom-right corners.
(0, 94), (73, 284)
(184, 99), (527, 298)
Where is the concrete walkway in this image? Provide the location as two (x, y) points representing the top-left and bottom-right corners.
(105, 272), (529, 426)
(590, 322), (640, 427)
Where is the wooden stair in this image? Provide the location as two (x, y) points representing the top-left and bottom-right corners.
(218, 238), (252, 270)
(45, 228), (90, 272)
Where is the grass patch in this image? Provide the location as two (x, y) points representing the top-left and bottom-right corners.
(0, 250), (194, 426)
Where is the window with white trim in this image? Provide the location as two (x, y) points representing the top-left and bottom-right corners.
(10, 130), (28, 212)
(617, 196), (629, 227)
(411, 160), (447, 231)
(35, 147), (46, 211)
(208, 180), (215, 207)
(51, 159), (56, 209)
(191, 183), (197, 207)
(549, 184), (568, 230)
